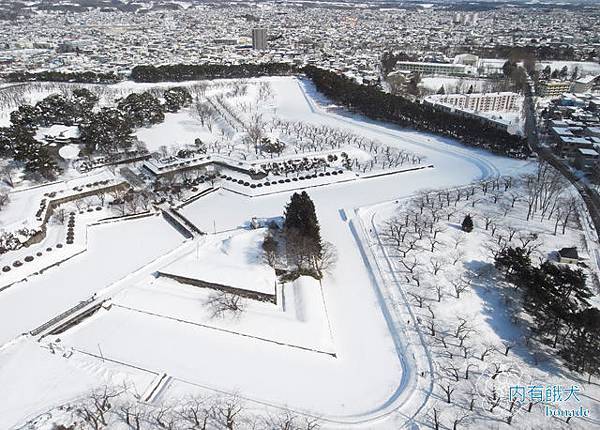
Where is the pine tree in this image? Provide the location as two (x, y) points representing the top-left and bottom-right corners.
(494, 247), (531, 283)
(283, 192), (322, 271)
(117, 92), (164, 127)
(461, 214), (474, 232)
(79, 108), (133, 154)
(524, 263), (591, 348)
(560, 308), (600, 381)
(163, 87), (192, 113)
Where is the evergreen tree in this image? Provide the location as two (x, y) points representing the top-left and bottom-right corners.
(79, 108), (133, 154)
(117, 92), (164, 127)
(10, 127), (60, 179)
(10, 105), (40, 129)
(560, 308), (600, 381)
(0, 127), (14, 157)
(524, 262), (591, 347)
(542, 65), (552, 78)
(494, 246), (531, 283)
(437, 85), (445, 95)
(35, 94), (77, 126)
(72, 88), (99, 121)
(163, 87), (192, 112)
(461, 214), (474, 232)
(559, 65), (569, 79)
(284, 192), (322, 271)
(502, 60), (516, 77)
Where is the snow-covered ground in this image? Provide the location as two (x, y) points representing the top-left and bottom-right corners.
(361, 178), (600, 429)
(4, 76), (593, 430)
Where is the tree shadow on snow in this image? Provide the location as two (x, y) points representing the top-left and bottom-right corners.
(464, 259), (569, 378)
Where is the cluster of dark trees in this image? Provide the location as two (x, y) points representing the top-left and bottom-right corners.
(303, 66), (529, 158)
(130, 63), (297, 83)
(0, 88), (100, 178)
(540, 64), (578, 81)
(380, 51), (418, 76)
(0, 85), (193, 177)
(81, 87), (191, 153)
(501, 60), (530, 92)
(5, 70), (121, 84)
(495, 247), (600, 381)
(283, 191), (326, 278)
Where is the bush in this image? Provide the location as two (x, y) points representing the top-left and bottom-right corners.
(461, 214), (474, 233)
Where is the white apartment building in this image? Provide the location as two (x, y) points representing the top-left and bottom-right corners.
(394, 61), (466, 76)
(425, 92), (520, 112)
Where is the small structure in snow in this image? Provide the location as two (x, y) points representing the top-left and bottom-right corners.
(58, 144), (80, 160)
(558, 247), (580, 264)
(39, 125), (81, 145)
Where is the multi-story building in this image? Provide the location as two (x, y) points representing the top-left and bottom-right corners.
(394, 61), (466, 76)
(252, 28), (267, 51)
(425, 92), (520, 112)
(539, 80), (572, 97)
(572, 75), (599, 94)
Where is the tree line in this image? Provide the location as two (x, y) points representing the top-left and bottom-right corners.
(303, 66), (529, 158)
(5, 70), (122, 84)
(130, 63), (297, 83)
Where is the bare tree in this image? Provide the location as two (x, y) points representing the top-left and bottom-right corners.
(77, 386), (124, 429)
(438, 383), (456, 404)
(429, 257), (444, 276)
(479, 343), (496, 361)
(408, 292), (425, 308)
(451, 411), (470, 430)
(451, 248), (466, 266)
(313, 241), (338, 278)
(262, 409), (320, 430)
(0, 190), (9, 209)
(399, 256), (418, 273)
(179, 397), (211, 429)
(210, 396), (244, 430)
(449, 277), (470, 299)
(205, 292), (245, 319)
(51, 207), (67, 224)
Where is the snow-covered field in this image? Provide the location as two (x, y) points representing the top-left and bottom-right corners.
(1, 76), (598, 429)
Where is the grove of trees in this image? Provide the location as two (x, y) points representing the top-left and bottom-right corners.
(303, 66), (529, 158)
(495, 247), (600, 382)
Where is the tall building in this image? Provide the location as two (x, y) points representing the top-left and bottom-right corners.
(252, 28), (267, 50)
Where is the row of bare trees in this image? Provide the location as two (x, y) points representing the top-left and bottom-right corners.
(42, 386), (320, 430)
(275, 120), (424, 172)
